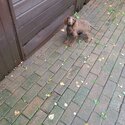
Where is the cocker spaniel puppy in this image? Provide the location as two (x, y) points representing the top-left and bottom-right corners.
(64, 16), (92, 46)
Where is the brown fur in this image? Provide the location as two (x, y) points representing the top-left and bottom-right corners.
(64, 16), (92, 46)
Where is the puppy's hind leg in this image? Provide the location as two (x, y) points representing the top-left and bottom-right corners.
(84, 32), (92, 42)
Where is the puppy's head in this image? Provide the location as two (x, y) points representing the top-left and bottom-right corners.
(64, 16), (76, 26)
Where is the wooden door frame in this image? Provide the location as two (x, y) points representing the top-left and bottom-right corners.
(0, 0), (21, 63)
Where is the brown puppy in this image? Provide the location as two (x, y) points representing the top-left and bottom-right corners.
(64, 16), (92, 46)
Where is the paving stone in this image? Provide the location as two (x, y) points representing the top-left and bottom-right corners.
(87, 53), (98, 66)
(5, 87), (26, 107)
(47, 51), (61, 64)
(88, 84), (103, 100)
(102, 108), (118, 125)
(78, 98), (95, 121)
(61, 102), (80, 125)
(23, 97), (43, 119)
(72, 117), (85, 125)
(0, 119), (9, 125)
(0, 79), (18, 93)
(41, 92), (60, 113)
(62, 58), (76, 71)
(74, 55), (86, 68)
(57, 121), (65, 125)
(94, 95), (110, 114)
(13, 115), (29, 125)
(22, 84), (42, 103)
(88, 112), (102, 125)
(78, 64), (91, 78)
(28, 110), (47, 125)
(0, 89), (11, 105)
(69, 75), (84, 92)
(116, 77), (125, 93)
(66, 65), (80, 80)
(82, 73), (97, 90)
(54, 77), (72, 95)
(52, 68), (67, 84)
(39, 44), (58, 59)
(58, 89), (75, 109)
(93, 44), (105, 56)
(7, 66), (25, 81)
(0, 103), (10, 118)
(117, 104), (125, 125)
(21, 63), (39, 78)
(59, 50), (72, 61)
(49, 60), (63, 74)
(82, 44), (96, 58)
(121, 67), (125, 77)
(96, 71), (109, 86)
(41, 71), (54, 82)
(102, 80), (116, 99)
(35, 62), (51, 76)
(43, 106), (64, 125)
(21, 73), (40, 90)
(5, 99), (27, 124)
(91, 44), (113, 75)
(73, 86), (89, 106)
(56, 46), (67, 54)
(38, 81), (57, 100)
(109, 91), (124, 112)
(109, 58), (124, 83)
(70, 48), (83, 60)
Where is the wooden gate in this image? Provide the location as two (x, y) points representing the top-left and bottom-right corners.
(0, 0), (21, 80)
(8, 0), (75, 58)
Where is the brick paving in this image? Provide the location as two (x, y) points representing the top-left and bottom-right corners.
(0, 0), (125, 125)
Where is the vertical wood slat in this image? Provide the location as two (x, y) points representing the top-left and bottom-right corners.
(0, 0), (21, 64)
(0, 0), (21, 81)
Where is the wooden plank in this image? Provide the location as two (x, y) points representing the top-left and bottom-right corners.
(0, 0), (21, 65)
(0, 20), (14, 71)
(12, 0), (21, 4)
(16, 0), (63, 28)
(13, 0), (46, 17)
(23, 6), (75, 56)
(18, 0), (73, 45)
(0, 54), (8, 80)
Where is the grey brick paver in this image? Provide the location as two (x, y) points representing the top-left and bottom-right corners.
(41, 92), (60, 113)
(44, 106), (64, 125)
(5, 87), (26, 107)
(73, 86), (89, 106)
(5, 99), (27, 124)
(13, 115), (29, 125)
(102, 80), (116, 99)
(102, 108), (119, 125)
(61, 102), (80, 125)
(21, 73), (40, 90)
(52, 68), (67, 83)
(22, 84), (42, 103)
(23, 97), (43, 119)
(78, 98), (95, 121)
(58, 89), (75, 109)
(28, 110), (47, 125)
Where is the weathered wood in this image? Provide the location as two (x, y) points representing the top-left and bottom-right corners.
(0, 0), (21, 80)
(18, 0), (74, 46)
(23, 6), (75, 57)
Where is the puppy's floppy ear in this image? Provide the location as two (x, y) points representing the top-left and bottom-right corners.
(73, 17), (76, 25)
(64, 16), (69, 25)
(64, 17), (68, 25)
(64, 18), (68, 25)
